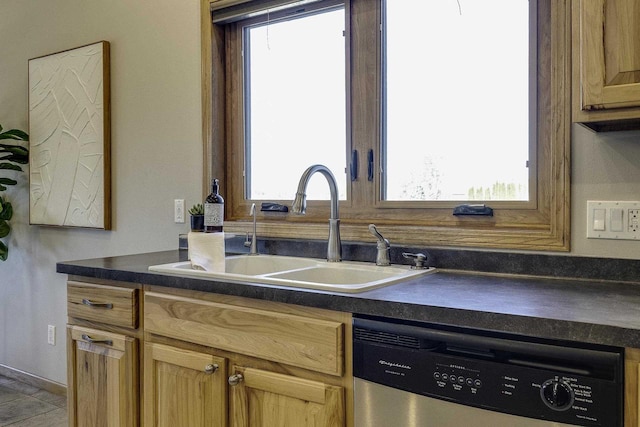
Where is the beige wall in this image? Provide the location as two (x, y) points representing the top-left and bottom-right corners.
(0, 0), (203, 384)
(1, 0), (640, 385)
(571, 124), (640, 258)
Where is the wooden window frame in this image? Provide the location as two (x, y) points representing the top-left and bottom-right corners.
(200, 0), (571, 251)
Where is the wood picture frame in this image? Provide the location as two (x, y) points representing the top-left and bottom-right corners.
(28, 41), (111, 229)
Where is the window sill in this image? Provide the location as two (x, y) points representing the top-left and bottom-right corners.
(223, 219), (569, 252)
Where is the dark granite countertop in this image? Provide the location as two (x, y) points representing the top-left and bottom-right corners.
(56, 246), (640, 349)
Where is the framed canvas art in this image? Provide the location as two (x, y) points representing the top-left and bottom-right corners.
(28, 41), (111, 229)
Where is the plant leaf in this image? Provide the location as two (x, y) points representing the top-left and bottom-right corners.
(0, 129), (28, 141)
(0, 201), (12, 221)
(0, 144), (29, 156)
(0, 163), (22, 171)
(0, 220), (10, 238)
(0, 178), (17, 187)
(0, 240), (7, 261)
(0, 154), (28, 164)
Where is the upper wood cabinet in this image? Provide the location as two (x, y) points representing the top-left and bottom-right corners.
(573, 0), (640, 131)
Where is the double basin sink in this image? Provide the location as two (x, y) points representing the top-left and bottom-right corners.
(149, 254), (435, 293)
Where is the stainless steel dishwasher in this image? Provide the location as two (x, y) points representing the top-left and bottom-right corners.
(353, 315), (623, 426)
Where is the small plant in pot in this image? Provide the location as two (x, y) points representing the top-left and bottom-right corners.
(189, 203), (204, 232)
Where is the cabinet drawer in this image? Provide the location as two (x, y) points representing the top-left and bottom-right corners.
(68, 281), (138, 328)
(145, 292), (344, 376)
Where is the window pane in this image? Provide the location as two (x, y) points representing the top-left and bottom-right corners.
(384, 0), (531, 201)
(245, 6), (346, 200)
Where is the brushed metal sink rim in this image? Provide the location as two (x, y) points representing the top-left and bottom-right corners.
(148, 254), (435, 293)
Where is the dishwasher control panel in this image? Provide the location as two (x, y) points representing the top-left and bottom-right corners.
(353, 317), (623, 427)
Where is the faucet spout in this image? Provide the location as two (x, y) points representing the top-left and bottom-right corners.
(292, 165), (341, 262)
(244, 203), (258, 255)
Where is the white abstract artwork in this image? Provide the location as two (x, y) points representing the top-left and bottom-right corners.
(28, 41), (111, 229)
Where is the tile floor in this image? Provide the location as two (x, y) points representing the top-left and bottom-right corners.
(0, 375), (67, 427)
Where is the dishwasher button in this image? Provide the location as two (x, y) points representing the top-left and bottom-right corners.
(466, 378), (474, 387)
(458, 377), (465, 385)
(474, 379), (483, 388)
(433, 372), (441, 380)
(442, 373), (449, 381)
(450, 375), (457, 383)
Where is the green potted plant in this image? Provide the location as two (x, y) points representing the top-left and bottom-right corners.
(189, 203), (204, 232)
(0, 125), (29, 261)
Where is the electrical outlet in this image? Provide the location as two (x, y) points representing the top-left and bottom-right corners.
(174, 199), (185, 223)
(630, 209), (640, 233)
(587, 201), (640, 240)
(47, 325), (56, 346)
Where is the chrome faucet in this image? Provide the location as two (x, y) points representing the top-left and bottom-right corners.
(369, 224), (390, 266)
(244, 203), (258, 255)
(292, 165), (341, 262)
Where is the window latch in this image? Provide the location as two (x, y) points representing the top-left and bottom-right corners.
(350, 149), (358, 181)
(453, 204), (494, 216)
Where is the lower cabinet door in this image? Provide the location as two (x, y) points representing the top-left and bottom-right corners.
(143, 343), (227, 427)
(67, 325), (138, 427)
(228, 366), (345, 427)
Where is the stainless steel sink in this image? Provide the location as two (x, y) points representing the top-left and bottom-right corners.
(148, 254), (435, 293)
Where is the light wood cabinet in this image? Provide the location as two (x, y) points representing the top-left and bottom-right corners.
(573, 0), (640, 130)
(626, 348), (640, 427)
(144, 342), (227, 427)
(66, 279), (141, 427)
(144, 291), (344, 376)
(67, 326), (138, 427)
(67, 281), (138, 328)
(143, 288), (352, 427)
(66, 279), (351, 426)
(228, 366), (344, 427)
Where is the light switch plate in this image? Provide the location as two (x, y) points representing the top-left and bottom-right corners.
(47, 325), (55, 346)
(174, 199), (185, 223)
(587, 201), (640, 240)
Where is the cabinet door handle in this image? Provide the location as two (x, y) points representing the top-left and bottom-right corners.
(81, 334), (113, 346)
(81, 298), (113, 309)
(228, 373), (244, 386)
(204, 364), (218, 374)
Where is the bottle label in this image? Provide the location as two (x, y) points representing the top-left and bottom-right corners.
(204, 203), (224, 227)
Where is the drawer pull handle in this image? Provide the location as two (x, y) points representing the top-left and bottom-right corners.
(228, 373), (244, 386)
(204, 364), (218, 374)
(81, 334), (113, 346)
(81, 298), (113, 309)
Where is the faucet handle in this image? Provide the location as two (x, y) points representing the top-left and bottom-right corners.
(369, 224), (391, 266)
(368, 224), (390, 247)
(402, 252), (428, 269)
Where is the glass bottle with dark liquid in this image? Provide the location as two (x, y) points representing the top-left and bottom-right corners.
(204, 178), (224, 232)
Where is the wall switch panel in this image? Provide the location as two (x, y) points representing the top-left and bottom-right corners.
(174, 199), (185, 223)
(587, 201), (640, 240)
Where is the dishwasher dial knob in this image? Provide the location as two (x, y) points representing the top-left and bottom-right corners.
(540, 379), (574, 411)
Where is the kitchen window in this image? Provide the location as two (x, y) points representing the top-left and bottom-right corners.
(203, 0), (570, 251)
